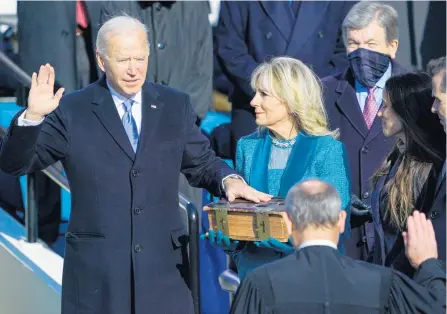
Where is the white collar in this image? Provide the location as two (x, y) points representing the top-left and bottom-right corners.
(297, 240), (338, 250)
(106, 80), (142, 108)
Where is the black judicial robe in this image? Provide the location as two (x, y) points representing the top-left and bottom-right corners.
(231, 246), (446, 314)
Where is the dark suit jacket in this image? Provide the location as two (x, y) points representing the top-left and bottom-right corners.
(17, 1), (102, 93)
(322, 63), (407, 249)
(0, 78), (236, 314)
(431, 176), (446, 262)
(216, 1), (355, 111)
(231, 246), (446, 314)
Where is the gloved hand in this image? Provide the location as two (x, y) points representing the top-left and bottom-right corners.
(350, 194), (372, 228)
(351, 194), (372, 216)
(200, 230), (240, 252)
(253, 237), (294, 254)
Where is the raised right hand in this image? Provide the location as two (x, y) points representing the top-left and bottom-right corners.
(403, 211), (438, 269)
(26, 64), (65, 121)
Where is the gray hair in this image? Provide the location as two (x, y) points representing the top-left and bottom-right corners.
(427, 57), (446, 93)
(96, 14), (149, 57)
(285, 179), (341, 231)
(342, 2), (399, 45)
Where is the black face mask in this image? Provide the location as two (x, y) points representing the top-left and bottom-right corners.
(348, 48), (391, 88)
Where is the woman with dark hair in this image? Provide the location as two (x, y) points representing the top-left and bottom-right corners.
(371, 72), (446, 277)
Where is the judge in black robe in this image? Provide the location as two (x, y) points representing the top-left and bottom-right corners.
(231, 248), (445, 314)
(231, 180), (446, 314)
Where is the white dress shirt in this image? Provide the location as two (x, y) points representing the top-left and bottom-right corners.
(297, 239), (338, 250)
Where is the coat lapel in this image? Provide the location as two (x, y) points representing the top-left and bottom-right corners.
(434, 169), (446, 200)
(371, 174), (386, 262)
(134, 82), (164, 160)
(285, 1), (329, 56)
(364, 116), (383, 145)
(278, 132), (318, 197)
(335, 71), (368, 139)
(259, 1), (292, 41)
(91, 77), (135, 161)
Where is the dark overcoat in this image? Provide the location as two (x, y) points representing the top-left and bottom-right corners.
(17, 1), (103, 92)
(0, 78), (235, 314)
(216, 0), (356, 111)
(321, 62), (407, 258)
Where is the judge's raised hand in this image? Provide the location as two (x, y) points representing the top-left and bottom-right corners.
(224, 177), (272, 203)
(403, 211), (438, 269)
(26, 64), (65, 121)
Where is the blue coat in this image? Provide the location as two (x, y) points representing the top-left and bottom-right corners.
(215, 1), (356, 111)
(231, 131), (351, 279)
(0, 78), (236, 314)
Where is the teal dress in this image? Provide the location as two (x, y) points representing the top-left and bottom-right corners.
(231, 129), (351, 280)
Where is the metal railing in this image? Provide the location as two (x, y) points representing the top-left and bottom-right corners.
(179, 193), (201, 314)
(0, 50), (201, 314)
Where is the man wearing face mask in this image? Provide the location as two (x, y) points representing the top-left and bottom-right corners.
(322, 2), (407, 261)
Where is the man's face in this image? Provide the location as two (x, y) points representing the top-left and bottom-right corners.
(346, 21), (398, 58)
(96, 29), (149, 98)
(431, 72), (446, 132)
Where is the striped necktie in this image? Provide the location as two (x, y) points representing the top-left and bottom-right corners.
(122, 99), (139, 152)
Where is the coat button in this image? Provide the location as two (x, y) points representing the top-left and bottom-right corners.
(134, 244), (141, 253)
(362, 192), (370, 199)
(318, 31), (324, 38)
(132, 169), (139, 177)
(157, 42), (166, 50)
(154, 3), (162, 11)
(430, 211), (439, 219)
(265, 32), (272, 39)
(134, 207), (141, 215)
(361, 147), (369, 154)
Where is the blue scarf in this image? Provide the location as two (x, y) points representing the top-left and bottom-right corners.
(249, 129), (318, 197)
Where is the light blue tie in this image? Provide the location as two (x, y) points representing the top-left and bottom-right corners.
(122, 100), (139, 152)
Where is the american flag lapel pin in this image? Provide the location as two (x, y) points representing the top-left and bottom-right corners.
(151, 104), (157, 109)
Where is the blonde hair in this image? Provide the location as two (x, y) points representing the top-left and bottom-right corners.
(250, 56), (338, 138)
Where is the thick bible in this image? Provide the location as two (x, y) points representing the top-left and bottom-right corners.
(203, 198), (288, 242)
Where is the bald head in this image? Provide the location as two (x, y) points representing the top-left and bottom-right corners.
(285, 179), (342, 231)
(299, 180), (333, 195)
